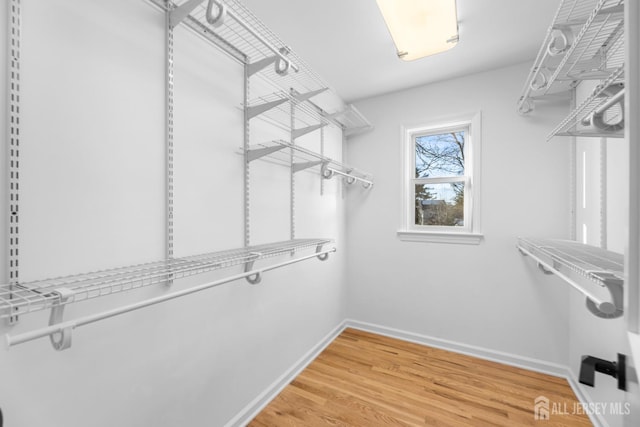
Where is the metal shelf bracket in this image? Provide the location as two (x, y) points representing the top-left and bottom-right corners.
(292, 123), (327, 140)
(48, 288), (75, 351)
(247, 144), (287, 162)
(292, 88), (328, 102)
(246, 98), (288, 120)
(168, 0), (205, 28)
(292, 160), (323, 173)
(247, 48), (294, 77)
(247, 55), (278, 77)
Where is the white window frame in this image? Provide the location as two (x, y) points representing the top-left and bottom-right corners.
(398, 112), (483, 244)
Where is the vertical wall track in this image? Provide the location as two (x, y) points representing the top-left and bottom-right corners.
(165, 1), (175, 282)
(7, 0), (21, 323)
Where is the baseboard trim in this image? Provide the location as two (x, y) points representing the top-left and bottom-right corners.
(224, 320), (347, 427)
(345, 319), (568, 377)
(566, 372), (608, 427)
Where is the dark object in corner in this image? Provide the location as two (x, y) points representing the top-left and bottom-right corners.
(0, 406), (3, 427)
(579, 353), (626, 391)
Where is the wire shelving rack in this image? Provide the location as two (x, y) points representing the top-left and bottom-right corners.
(517, 237), (623, 318)
(548, 65), (624, 139)
(164, 0), (372, 136)
(247, 140), (373, 188)
(0, 239), (333, 320)
(517, 0), (625, 131)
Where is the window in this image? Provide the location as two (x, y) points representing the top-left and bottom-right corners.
(398, 113), (482, 244)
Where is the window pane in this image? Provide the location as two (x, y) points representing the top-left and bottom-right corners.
(415, 131), (465, 178)
(415, 183), (464, 226)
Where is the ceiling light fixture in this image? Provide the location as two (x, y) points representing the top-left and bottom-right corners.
(376, 0), (459, 61)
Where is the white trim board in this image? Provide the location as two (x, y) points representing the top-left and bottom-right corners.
(566, 374), (608, 427)
(225, 317), (606, 427)
(224, 321), (347, 427)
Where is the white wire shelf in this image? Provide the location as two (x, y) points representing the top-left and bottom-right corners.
(247, 140), (373, 188)
(0, 238), (333, 320)
(517, 0), (624, 114)
(246, 91), (330, 131)
(328, 104), (373, 138)
(548, 65), (624, 140)
(246, 91), (373, 139)
(517, 237), (623, 318)
(161, 0), (372, 138)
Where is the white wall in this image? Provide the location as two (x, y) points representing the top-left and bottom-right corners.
(346, 62), (572, 366)
(0, 1), (346, 426)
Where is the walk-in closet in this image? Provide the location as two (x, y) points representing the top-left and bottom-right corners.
(1, 1), (639, 426)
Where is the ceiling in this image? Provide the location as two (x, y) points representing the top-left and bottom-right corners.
(241, 0), (559, 103)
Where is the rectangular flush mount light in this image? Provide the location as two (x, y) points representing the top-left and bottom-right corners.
(376, 0), (459, 61)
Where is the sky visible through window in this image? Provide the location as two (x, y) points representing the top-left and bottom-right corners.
(415, 131), (465, 178)
(414, 130), (465, 226)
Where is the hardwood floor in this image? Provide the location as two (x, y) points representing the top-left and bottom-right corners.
(250, 328), (592, 426)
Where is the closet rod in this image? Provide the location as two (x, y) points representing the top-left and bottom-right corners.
(593, 87), (625, 116)
(5, 248), (335, 350)
(324, 167), (373, 188)
(517, 244), (612, 310)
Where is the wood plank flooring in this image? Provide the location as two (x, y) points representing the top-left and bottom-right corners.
(250, 328), (592, 426)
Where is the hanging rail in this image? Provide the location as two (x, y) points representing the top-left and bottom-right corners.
(517, 0), (624, 114)
(322, 165), (373, 189)
(246, 140), (373, 189)
(517, 237), (623, 318)
(5, 246), (335, 350)
(0, 239), (332, 319)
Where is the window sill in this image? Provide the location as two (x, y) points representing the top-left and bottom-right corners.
(397, 230), (484, 245)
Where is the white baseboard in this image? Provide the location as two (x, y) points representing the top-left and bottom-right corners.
(566, 373), (608, 427)
(225, 317), (607, 427)
(345, 319), (568, 377)
(224, 320), (347, 427)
